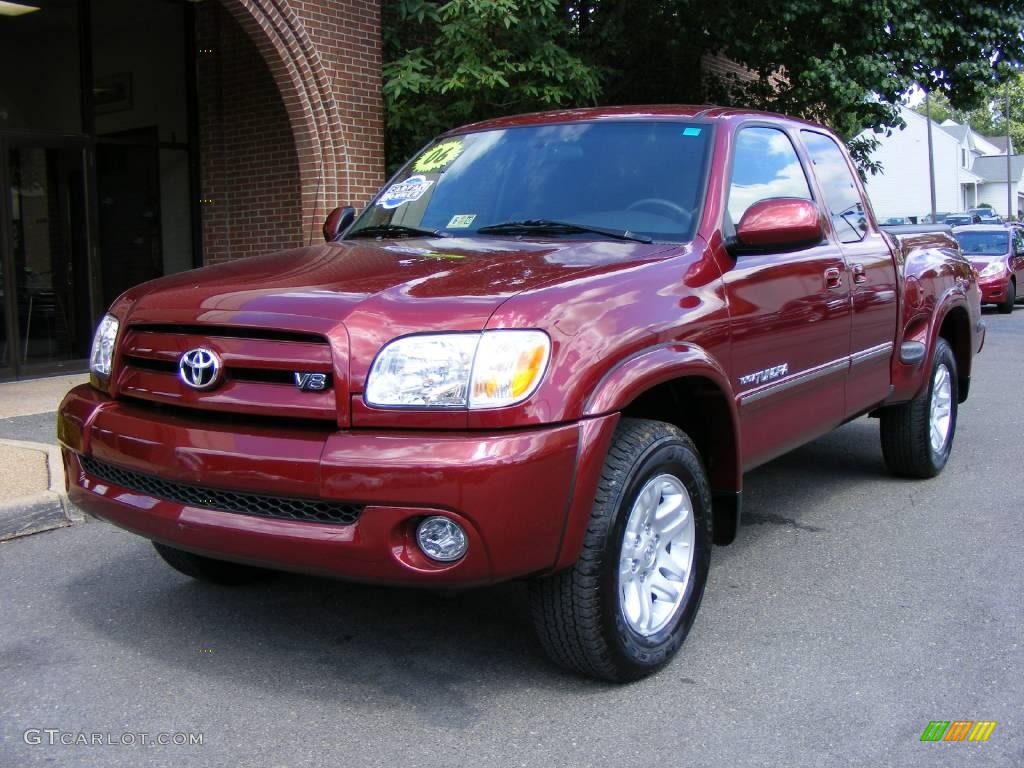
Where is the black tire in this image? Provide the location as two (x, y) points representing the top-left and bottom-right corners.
(880, 337), (958, 478)
(152, 542), (270, 585)
(998, 279), (1015, 314)
(528, 418), (712, 682)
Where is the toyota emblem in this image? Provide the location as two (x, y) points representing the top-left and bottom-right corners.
(179, 348), (222, 390)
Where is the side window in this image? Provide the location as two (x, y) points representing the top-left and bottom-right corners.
(1014, 228), (1023, 254)
(727, 127), (813, 225)
(801, 130), (867, 244)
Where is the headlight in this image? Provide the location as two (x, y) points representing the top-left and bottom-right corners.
(978, 261), (1005, 277)
(469, 330), (550, 408)
(366, 330), (550, 409)
(89, 313), (119, 378)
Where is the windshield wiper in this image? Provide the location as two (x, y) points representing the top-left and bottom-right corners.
(346, 223), (447, 239)
(476, 219), (653, 244)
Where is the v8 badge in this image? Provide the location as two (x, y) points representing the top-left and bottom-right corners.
(294, 372), (329, 391)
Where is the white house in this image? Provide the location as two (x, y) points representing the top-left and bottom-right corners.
(859, 105), (1024, 221)
(971, 155), (1024, 217)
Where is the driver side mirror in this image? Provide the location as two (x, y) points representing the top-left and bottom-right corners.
(732, 198), (824, 253)
(323, 206), (356, 242)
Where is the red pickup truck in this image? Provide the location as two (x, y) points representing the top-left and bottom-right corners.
(58, 106), (983, 682)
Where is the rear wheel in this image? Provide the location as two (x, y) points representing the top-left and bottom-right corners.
(152, 542), (270, 585)
(880, 338), (958, 478)
(998, 279), (1015, 314)
(528, 418), (712, 682)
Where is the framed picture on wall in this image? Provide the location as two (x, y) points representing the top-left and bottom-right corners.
(94, 73), (133, 114)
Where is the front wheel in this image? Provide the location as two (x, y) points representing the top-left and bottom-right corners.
(528, 418), (712, 682)
(880, 338), (958, 478)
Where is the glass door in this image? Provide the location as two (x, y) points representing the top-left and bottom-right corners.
(1, 138), (92, 374)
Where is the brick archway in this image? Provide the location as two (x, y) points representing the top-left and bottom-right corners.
(221, 0), (347, 242)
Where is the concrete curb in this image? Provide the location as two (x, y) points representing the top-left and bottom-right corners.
(0, 438), (82, 542)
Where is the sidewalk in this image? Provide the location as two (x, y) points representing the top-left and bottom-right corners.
(0, 373), (88, 541)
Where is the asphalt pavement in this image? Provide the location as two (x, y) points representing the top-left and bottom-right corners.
(1, 313), (1022, 767)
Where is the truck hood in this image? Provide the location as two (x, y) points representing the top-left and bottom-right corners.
(118, 237), (672, 327)
(114, 237), (676, 386)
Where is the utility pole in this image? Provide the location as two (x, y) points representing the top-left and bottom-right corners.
(1007, 79), (1013, 220)
(925, 90), (937, 222)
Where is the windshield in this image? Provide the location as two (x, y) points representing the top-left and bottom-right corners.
(347, 121), (713, 242)
(955, 230), (1009, 256)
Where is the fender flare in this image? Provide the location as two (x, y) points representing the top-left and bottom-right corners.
(570, 342), (744, 550)
(583, 342), (736, 420)
(928, 290), (975, 391)
(896, 290), (974, 403)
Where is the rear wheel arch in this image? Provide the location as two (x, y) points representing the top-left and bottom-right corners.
(936, 304), (972, 400)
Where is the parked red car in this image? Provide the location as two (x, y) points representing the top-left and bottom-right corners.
(59, 106), (983, 681)
(953, 224), (1024, 313)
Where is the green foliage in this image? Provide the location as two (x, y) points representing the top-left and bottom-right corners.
(382, 0), (601, 170)
(694, 1), (1024, 144)
(382, 0), (1024, 175)
(912, 74), (1024, 152)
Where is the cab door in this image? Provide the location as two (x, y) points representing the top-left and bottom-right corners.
(721, 125), (852, 470)
(799, 130), (899, 418)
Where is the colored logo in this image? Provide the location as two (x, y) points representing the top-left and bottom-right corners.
(179, 348), (222, 390)
(920, 721), (997, 742)
(378, 175), (434, 210)
(413, 139), (464, 173)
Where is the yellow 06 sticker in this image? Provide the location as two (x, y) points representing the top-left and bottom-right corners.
(412, 140), (464, 173)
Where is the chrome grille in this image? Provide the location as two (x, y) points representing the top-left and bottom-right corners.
(115, 324), (340, 423)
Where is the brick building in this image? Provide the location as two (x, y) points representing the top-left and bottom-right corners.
(0, 0), (383, 379)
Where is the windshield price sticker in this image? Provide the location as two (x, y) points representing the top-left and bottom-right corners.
(413, 140), (464, 173)
(377, 175), (435, 210)
(447, 214), (476, 229)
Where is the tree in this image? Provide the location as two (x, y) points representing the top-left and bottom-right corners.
(382, 0), (600, 169)
(915, 73), (1024, 152)
(382, 0), (1024, 173)
(690, 1), (1024, 174)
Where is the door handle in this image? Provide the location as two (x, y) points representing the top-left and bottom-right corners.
(851, 263), (867, 284)
(824, 267), (842, 290)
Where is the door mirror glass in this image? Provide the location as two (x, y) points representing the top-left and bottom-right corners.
(735, 198), (823, 251)
(323, 206), (356, 242)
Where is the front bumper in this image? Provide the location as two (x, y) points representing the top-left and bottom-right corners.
(59, 385), (617, 586)
(978, 273), (1010, 304)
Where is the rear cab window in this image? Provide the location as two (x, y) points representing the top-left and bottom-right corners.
(800, 130), (868, 244)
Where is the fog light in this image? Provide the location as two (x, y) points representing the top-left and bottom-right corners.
(415, 516), (468, 562)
